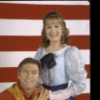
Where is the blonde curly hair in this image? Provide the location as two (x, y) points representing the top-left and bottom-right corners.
(41, 11), (70, 47)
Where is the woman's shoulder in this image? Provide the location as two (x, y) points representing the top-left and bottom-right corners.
(37, 46), (44, 52)
(64, 46), (84, 63)
(35, 46), (46, 57)
(65, 46), (80, 54)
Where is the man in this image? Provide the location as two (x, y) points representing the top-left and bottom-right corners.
(0, 57), (49, 100)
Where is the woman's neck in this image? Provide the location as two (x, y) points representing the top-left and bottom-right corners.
(46, 42), (67, 53)
(50, 41), (60, 47)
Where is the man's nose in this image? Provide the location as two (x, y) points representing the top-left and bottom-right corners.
(27, 72), (32, 77)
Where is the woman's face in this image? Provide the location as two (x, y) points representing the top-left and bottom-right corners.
(45, 19), (62, 43)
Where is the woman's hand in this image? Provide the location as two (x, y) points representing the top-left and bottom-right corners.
(37, 85), (50, 100)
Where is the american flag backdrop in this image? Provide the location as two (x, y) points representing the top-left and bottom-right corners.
(0, 1), (90, 100)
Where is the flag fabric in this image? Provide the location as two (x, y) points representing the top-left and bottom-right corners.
(0, 1), (90, 100)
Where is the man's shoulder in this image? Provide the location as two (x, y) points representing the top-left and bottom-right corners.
(0, 89), (15, 100)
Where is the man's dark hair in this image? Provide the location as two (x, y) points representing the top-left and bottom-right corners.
(18, 57), (42, 75)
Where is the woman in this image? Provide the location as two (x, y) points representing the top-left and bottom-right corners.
(34, 11), (87, 100)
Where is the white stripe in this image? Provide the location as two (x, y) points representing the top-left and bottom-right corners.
(0, 51), (36, 67)
(0, 79), (90, 93)
(80, 50), (90, 65)
(0, 1), (90, 5)
(0, 82), (16, 93)
(0, 19), (90, 36)
(82, 78), (90, 94)
(0, 50), (89, 67)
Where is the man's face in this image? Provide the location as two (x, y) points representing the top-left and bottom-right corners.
(18, 63), (40, 90)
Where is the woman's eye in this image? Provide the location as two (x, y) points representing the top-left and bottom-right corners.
(55, 26), (59, 28)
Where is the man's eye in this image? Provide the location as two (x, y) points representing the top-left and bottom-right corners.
(32, 72), (37, 74)
(23, 70), (28, 73)
(47, 27), (51, 28)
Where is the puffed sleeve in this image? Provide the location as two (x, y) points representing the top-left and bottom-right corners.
(34, 47), (43, 84)
(65, 46), (87, 95)
(34, 47), (42, 61)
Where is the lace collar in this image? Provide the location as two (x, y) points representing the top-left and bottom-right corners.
(42, 46), (71, 56)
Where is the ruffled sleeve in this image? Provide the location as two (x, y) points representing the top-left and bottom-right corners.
(34, 47), (44, 84)
(34, 47), (42, 61)
(65, 46), (87, 95)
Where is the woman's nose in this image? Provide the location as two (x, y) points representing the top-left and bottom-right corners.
(51, 27), (55, 32)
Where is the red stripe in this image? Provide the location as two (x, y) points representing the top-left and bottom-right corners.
(85, 65), (90, 78)
(0, 65), (90, 82)
(0, 3), (89, 19)
(75, 94), (90, 100)
(0, 36), (90, 51)
(70, 35), (90, 49)
(0, 67), (18, 82)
